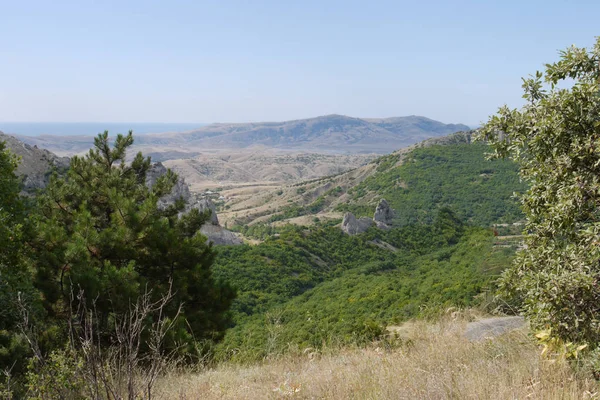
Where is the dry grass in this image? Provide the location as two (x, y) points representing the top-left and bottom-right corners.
(155, 316), (600, 399)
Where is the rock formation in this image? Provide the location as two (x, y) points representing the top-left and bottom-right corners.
(146, 162), (192, 211)
(199, 223), (243, 245)
(194, 198), (219, 226)
(147, 162), (242, 245)
(341, 199), (395, 235)
(341, 212), (374, 235)
(373, 199), (393, 229)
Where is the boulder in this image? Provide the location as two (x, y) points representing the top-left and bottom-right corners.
(464, 316), (526, 342)
(373, 199), (393, 228)
(200, 224), (243, 245)
(341, 212), (374, 235)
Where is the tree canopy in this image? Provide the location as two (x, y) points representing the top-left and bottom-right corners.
(479, 38), (600, 344)
(0, 141), (35, 377)
(31, 131), (235, 346)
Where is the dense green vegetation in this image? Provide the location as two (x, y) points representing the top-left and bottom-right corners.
(31, 132), (235, 347)
(212, 209), (516, 361)
(0, 133), (235, 395)
(338, 141), (526, 227)
(0, 130), (527, 395)
(0, 141), (37, 379)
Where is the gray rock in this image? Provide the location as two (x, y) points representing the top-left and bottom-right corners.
(464, 316), (526, 342)
(146, 162), (240, 245)
(341, 212), (374, 235)
(200, 224), (243, 245)
(373, 199), (393, 228)
(193, 197), (219, 226)
(146, 162), (192, 211)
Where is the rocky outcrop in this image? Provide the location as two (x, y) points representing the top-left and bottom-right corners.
(341, 199), (395, 235)
(373, 199), (393, 229)
(0, 131), (70, 193)
(200, 224), (243, 245)
(194, 198), (219, 226)
(196, 198), (241, 245)
(341, 212), (374, 235)
(146, 162), (192, 210)
(464, 316), (526, 342)
(147, 162), (241, 245)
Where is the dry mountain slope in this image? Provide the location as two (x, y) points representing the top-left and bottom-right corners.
(216, 131), (483, 227)
(163, 151), (376, 192)
(15, 115), (469, 156)
(0, 130), (69, 192)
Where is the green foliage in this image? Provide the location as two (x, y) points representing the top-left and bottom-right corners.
(268, 205), (306, 222)
(212, 211), (514, 361)
(231, 223), (277, 240)
(479, 38), (600, 345)
(25, 349), (87, 399)
(0, 141), (39, 379)
(30, 131), (234, 348)
(340, 143), (525, 226)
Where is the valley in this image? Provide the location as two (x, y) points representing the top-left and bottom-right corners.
(0, 126), (526, 362)
(3, 5), (598, 397)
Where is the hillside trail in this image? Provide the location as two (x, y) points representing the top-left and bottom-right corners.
(464, 316), (526, 342)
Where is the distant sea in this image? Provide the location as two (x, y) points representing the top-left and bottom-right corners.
(0, 122), (207, 137)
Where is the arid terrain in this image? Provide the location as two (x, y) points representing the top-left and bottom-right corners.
(215, 132), (475, 228)
(162, 149), (376, 192)
(154, 313), (596, 400)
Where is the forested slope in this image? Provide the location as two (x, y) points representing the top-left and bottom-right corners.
(211, 134), (526, 361)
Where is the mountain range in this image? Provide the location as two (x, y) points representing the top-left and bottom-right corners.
(15, 115), (470, 156)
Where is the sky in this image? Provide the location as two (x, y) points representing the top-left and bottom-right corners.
(0, 0), (598, 126)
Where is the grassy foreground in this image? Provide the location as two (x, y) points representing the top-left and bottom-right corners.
(154, 313), (599, 399)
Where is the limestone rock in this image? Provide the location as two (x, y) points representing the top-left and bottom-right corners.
(193, 197), (220, 226)
(373, 199), (393, 229)
(341, 212), (374, 235)
(200, 224), (243, 245)
(146, 162), (192, 210)
(146, 162), (240, 245)
(464, 316), (526, 342)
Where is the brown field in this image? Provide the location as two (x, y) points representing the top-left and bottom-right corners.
(155, 314), (599, 399)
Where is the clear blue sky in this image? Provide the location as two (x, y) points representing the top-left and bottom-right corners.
(0, 0), (597, 126)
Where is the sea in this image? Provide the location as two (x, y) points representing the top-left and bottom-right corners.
(0, 122), (207, 137)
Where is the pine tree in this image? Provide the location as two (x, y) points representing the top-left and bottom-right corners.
(0, 140), (36, 377)
(31, 131), (234, 347)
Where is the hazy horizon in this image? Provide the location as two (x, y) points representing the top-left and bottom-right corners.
(1, 1), (598, 125)
(0, 122), (208, 137)
(0, 115), (475, 137)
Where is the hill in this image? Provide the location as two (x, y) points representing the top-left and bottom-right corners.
(153, 114), (469, 153)
(0, 131), (69, 192)
(15, 114), (469, 156)
(217, 131), (526, 229)
(205, 132), (527, 361)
